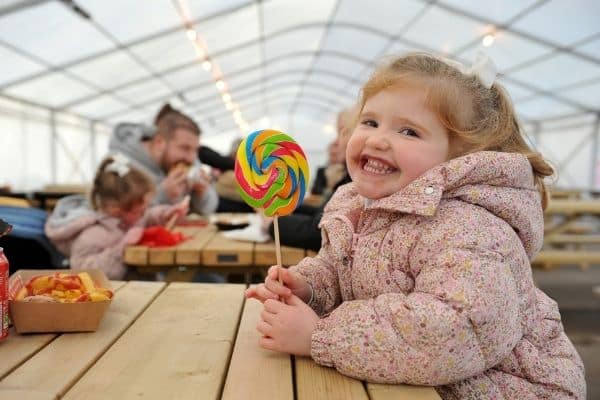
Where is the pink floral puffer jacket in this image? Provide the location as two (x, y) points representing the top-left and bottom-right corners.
(291, 151), (585, 399)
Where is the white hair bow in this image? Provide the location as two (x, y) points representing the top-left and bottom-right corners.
(441, 52), (498, 89)
(106, 154), (130, 177)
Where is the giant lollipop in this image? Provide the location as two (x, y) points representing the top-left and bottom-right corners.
(235, 129), (310, 272)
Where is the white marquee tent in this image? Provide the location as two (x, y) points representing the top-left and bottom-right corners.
(0, 0), (599, 191)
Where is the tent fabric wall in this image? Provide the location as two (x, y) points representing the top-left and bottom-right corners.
(0, 0), (598, 191)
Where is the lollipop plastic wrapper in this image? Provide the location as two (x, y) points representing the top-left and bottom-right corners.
(234, 129), (309, 217)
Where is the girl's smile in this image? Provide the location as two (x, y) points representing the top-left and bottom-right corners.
(346, 83), (450, 200)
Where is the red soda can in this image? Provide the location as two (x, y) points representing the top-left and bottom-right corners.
(0, 248), (8, 341)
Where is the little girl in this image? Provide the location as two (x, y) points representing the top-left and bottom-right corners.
(246, 53), (586, 399)
(45, 155), (188, 280)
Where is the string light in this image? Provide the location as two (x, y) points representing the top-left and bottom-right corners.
(193, 43), (204, 58)
(186, 29), (197, 41)
(201, 60), (212, 71)
(174, 0), (249, 132)
(482, 34), (495, 47)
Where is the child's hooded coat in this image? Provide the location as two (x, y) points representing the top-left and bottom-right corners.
(291, 151), (585, 399)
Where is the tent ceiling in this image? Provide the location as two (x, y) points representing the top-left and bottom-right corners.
(0, 0), (599, 134)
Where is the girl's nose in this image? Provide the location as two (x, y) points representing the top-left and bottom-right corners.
(365, 129), (389, 150)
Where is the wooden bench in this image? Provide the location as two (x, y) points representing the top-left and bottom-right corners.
(544, 234), (600, 245)
(0, 196), (31, 208)
(533, 250), (600, 269)
(549, 188), (582, 200)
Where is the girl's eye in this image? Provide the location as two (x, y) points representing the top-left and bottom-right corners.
(399, 128), (419, 137)
(361, 119), (378, 128)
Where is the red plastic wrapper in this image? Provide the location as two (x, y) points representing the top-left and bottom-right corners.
(1, 248), (9, 341)
(138, 226), (187, 247)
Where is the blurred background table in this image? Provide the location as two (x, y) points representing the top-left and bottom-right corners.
(535, 198), (600, 269)
(124, 218), (309, 282)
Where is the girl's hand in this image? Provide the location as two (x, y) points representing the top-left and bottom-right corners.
(123, 226), (144, 245)
(166, 195), (190, 221)
(256, 294), (319, 356)
(245, 266), (311, 303)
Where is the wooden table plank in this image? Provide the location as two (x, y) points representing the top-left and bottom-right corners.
(62, 283), (245, 400)
(222, 298), (293, 400)
(0, 281), (127, 380)
(175, 226), (216, 265)
(545, 234), (600, 244)
(296, 356), (368, 400)
(545, 199), (600, 215)
(533, 250), (600, 264)
(126, 226), (217, 268)
(202, 233), (253, 267)
(148, 227), (205, 266)
(367, 383), (442, 400)
(549, 189), (582, 200)
(123, 245), (148, 266)
(0, 281), (165, 400)
(254, 242), (306, 266)
(0, 330), (55, 382)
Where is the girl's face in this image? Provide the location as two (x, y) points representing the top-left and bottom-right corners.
(346, 84), (450, 200)
(105, 194), (151, 226)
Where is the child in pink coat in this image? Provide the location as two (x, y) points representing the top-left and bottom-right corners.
(45, 155), (188, 279)
(246, 53), (586, 399)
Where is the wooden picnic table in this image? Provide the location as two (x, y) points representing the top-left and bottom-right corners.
(0, 281), (440, 400)
(548, 188), (583, 200)
(0, 184), (89, 210)
(535, 198), (600, 268)
(124, 221), (309, 282)
(545, 199), (600, 217)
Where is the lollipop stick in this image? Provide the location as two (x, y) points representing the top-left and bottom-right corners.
(273, 215), (283, 284)
(165, 214), (178, 231)
(166, 195), (190, 231)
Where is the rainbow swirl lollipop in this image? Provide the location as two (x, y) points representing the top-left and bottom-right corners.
(235, 129), (310, 217)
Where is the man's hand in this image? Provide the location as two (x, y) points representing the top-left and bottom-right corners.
(162, 167), (188, 202)
(190, 168), (211, 197)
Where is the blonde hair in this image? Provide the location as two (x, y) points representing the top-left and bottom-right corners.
(337, 105), (359, 138)
(359, 52), (554, 208)
(91, 157), (154, 211)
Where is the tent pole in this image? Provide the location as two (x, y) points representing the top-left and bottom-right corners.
(590, 114), (600, 190)
(90, 121), (97, 172)
(51, 111), (57, 184)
